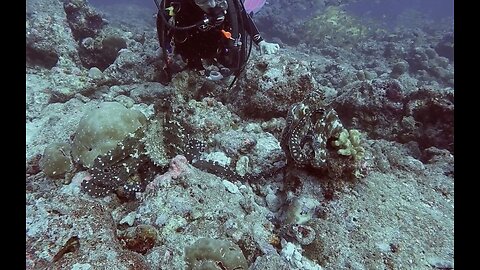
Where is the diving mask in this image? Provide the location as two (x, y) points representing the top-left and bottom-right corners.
(194, 0), (228, 11)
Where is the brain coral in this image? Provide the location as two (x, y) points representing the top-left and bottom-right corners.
(71, 102), (147, 168)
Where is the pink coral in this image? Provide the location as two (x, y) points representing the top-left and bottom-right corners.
(145, 155), (191, 192)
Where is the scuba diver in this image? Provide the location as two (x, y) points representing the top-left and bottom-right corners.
(154, 0), (280, 85)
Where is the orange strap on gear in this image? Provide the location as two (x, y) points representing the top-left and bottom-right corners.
(221, 29), (234, 40)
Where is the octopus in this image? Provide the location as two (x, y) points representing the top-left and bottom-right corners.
(280, 89), (344, 169)
(81, 130), (158, 199)
(81, 100), (245, 199)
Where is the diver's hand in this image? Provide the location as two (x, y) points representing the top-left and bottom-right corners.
(259, 40), (280, 54)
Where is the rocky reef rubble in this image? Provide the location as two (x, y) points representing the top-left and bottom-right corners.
(26, 0), (453, 269)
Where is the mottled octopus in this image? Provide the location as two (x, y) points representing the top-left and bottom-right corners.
(280, 89), (346, 169)
(81, 102), (243, 199)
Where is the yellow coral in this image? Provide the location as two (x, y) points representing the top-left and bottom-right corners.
(303, 6), (370, 48)
(333, 129), (365, 161)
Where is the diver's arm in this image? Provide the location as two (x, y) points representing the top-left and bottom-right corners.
(242, 11), (264, 45)
(242, 10), (279, 54)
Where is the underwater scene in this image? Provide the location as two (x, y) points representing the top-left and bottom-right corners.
(26, 0), (453, 269)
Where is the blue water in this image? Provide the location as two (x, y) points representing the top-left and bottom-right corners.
(345, 0), (454, 29)
(88, 0), (454, 31)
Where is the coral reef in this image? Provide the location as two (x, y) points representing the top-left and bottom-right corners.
(26, 0), (82, 68)
(26, 192), (151, 269)
(26, 1), (454, 268)
(435, 32), (454, 61)
(39, 142), (73, 179)
(302, 6), (370, 48)
(118, 224), (159, 255)
(78, 32), (127, 70)
(62, 0), (106, 41)
(283, 195), (320, 225)
(71, 102), (147, 168)
(212, 125), (285, 177)
(41, 99), (247, 199)
(252, 0), (358, 46)
(334, 80), (454, 156)
(184, 238), (248, 270)
(333, 129), (365, 161)
(228, 53), (320, 118)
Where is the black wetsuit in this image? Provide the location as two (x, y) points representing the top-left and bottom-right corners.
(160, 0), (264, 70)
